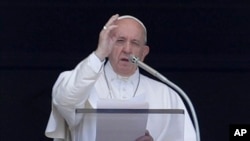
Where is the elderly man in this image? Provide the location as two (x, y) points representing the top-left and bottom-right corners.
(45, 14), (196, 141)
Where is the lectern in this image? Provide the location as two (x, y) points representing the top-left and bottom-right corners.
(73, 109), (185, 141)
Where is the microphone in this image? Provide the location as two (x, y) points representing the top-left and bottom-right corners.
(129, 54), (200, 141)
(129, 55), (168, 83)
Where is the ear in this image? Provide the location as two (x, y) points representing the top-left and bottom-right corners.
(141, 45), (150, 61)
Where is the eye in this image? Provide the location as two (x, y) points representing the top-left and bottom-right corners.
(132, 41), (139, 45)
(116, 37), (125, 41)
(115, 38), (126, 47)
(131, 40), (141, 47)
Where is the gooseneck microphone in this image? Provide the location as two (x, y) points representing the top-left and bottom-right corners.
(129, 55), (200, 141)
(129, 55), (168, 83)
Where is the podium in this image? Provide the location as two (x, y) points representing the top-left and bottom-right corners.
(74, 109), (185, 141)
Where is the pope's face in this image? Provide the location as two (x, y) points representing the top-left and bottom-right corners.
(108, 18), (149, 76)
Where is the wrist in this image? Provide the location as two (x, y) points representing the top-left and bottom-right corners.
(94, 50), (106, 62)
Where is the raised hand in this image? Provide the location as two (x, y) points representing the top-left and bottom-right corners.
(95, 14), (119, 61)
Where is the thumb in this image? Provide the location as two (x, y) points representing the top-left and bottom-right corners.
(145, 130), (150, 136)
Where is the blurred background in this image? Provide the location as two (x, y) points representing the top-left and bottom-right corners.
(1, 1), (250, 141)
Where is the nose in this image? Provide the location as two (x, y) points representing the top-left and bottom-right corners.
(122, 42), (132, 54)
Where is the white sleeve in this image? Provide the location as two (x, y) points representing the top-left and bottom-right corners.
(53, 52), (104, 107)
(45, 52), (105, 139)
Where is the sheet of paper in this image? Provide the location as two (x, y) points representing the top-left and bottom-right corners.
(95, 100), (148, 141)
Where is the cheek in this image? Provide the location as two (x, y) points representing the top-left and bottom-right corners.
(112, 46), (122, 54)
(109, 47), (121, 60)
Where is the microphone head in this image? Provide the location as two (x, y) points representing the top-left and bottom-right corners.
(129, 55), (139, 64)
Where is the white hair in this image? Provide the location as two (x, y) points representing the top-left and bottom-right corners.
(117, 15), (147, 43)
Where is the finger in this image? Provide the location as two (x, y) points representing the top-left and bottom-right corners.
(145, 130), (153, 141)
(103, 24), (118, 32)
(100, 24), (118, 38)
(104, 14), (119, 27)
(135, 135), (144, 141)
(135, 136), (152, 141)
(145, 130), (150, 136)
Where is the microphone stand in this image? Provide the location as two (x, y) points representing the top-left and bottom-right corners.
(130, 55), (200, 141)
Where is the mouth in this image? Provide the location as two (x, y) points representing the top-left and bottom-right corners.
(120, 58), (129, 62)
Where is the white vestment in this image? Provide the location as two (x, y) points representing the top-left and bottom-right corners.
(45, 52), (196, 141)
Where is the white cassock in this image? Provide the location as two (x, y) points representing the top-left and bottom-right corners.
(45, 52), (197, 141)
